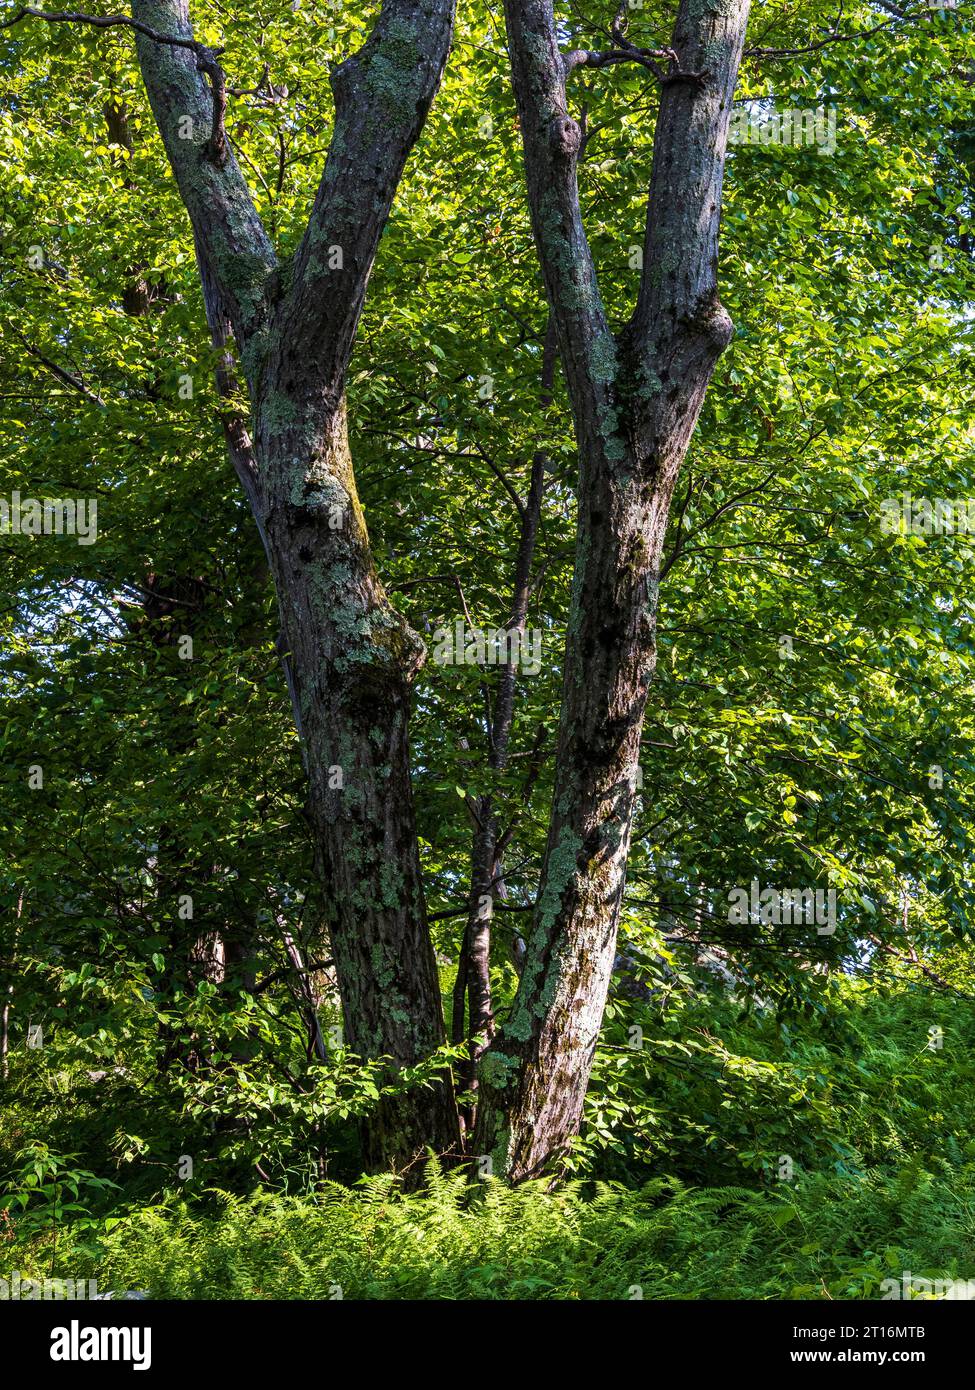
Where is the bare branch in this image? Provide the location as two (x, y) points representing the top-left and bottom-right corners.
(564, 9), (705, 86)
(7, 326), (106, 405)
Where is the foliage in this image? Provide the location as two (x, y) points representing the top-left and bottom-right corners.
(8, 1158), (975, 1301)
(2, 0), (975, 1298)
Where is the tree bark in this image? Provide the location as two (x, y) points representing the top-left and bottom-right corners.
(474, 0), (750, 1181)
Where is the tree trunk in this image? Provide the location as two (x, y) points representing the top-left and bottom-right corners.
(254, 397), (459, 1167)
(131, 0), (462, 1170)
(474, 0), (750, 1180)
(474, 430), (668, 1179)
(1, 891), (24, 1081)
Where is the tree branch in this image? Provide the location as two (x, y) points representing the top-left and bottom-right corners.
(503, 0), (613, 430)
(624, 0), (750, 484)
(127, 0), (276, 349)
(8, 326), (105, 405)
(1, 6), (229, 162)
(269, 0), (456, 407)
(563, 9), (705, 86)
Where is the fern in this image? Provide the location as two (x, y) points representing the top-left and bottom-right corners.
(24, 1163), (965, 1301)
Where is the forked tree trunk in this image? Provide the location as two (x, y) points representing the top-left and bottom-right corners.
(474, 0), (751, 1180)
(29, 0), (744, 1179)
(132, 0), (461, 1170)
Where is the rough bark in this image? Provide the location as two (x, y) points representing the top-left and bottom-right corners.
(131, 0), (461, 1169)
(474, 0), (750, 1180)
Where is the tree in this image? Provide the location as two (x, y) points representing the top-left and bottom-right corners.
(4, 0), (973, 1190)
(3, 0), (463, 1170)
(137, 0), (466, 1169)
(472, 0), (752, 1179)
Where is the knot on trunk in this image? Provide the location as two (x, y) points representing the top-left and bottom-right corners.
(549, 116), (582, 158)
(685, 290), (734, 353)
(337, 605), (427, 698)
